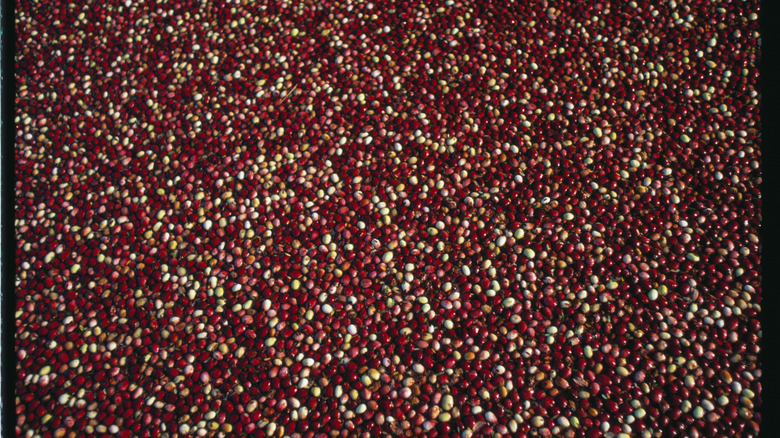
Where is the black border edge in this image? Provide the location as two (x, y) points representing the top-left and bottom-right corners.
(2, 0), (16, 434)
(759, 0), (777, 436)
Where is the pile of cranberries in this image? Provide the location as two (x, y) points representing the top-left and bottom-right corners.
(15, 0), (761, 436)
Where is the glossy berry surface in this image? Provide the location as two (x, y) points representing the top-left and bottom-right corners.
(16, 0), (761, 436)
